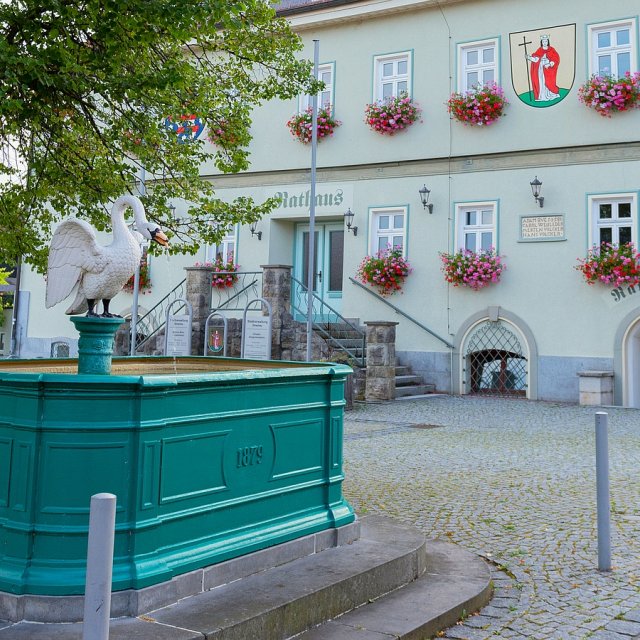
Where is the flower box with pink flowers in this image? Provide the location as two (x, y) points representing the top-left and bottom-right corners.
(447, 82), (508, 126)
(194, 257), (240, 289)
(356, 247), (412, 296)
(575, 242), (640, 287)
(578, 72), (640, 117)
(287, 106), (341, 144)
(440, 248), (505, 290)
(364, 92), (421, 135)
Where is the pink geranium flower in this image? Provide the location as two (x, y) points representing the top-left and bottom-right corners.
(364, 92), (421, 135)
(357, 247), (412, 295)
(439, 248), (505, 290)
(447, 83), (508, 126)
(578, 72), (640, 117)
(286, 106), (341, 144)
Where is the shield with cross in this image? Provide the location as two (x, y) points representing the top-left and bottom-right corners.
(509, 24), (576, 108)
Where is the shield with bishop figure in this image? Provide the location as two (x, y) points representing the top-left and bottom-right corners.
(509, 23), (576, 108)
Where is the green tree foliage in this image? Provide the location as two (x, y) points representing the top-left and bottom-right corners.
(0, 0), (317, 270)
(0, 269), (10, 327)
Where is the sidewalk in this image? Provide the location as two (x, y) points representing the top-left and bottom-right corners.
(342, 396), (640, 640)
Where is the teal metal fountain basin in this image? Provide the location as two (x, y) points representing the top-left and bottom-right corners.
(0, 356), (354, 595)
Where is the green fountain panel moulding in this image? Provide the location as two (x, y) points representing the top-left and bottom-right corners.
(0, 356), (354, 596)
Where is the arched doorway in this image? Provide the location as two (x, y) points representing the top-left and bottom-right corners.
(453, 308), (538, 399)
(463, 320), (527, 397)
(619, 314), (640, 407)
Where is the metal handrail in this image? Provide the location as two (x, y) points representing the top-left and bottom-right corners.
(134, 272), (262, 353)
(349, 277), (454, 349)
(135, 279), (186, 351)
(210, 272), (262, 312)
(291, 276), (366, 366)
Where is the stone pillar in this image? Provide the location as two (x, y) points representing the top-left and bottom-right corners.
(184, 266), (213, 356)
(364, 321), (398, 402)
(261, 265), (293, 360)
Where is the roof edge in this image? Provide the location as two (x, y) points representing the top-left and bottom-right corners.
(275, 0), (365, 17)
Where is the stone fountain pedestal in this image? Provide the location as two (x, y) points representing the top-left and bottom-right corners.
(70, 316), (124, 375)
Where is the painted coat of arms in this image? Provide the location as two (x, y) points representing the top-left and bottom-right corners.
(509, 24), (576, 107)
(165, 114), (205, 142)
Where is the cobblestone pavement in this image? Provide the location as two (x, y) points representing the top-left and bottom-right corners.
(341, 396), (640, 640)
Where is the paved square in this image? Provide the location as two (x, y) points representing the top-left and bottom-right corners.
(343, 397), (640, 640)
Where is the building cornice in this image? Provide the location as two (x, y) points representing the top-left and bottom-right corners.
(278, 0), (468, 30)
(276, 0), (366, 17)
(201, 142), (640, 189)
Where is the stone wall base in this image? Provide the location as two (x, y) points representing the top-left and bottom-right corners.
(0, 521), (360, 623)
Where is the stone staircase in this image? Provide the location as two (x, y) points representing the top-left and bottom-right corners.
(316, 322), (437, 401)
(395, 363), (436, 398)
(315, 319), (366, 366)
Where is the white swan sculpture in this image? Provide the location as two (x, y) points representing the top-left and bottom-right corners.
(45, 195), (169, 317)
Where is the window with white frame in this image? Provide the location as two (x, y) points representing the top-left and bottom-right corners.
(374, 52), (411, 101)
(206, 226), (236, 264)
(456, 202), (497, 252)
(299, 63), (335, 112)
(589, 194), (637, 246)
(458, 39), (498, 91)
(588, 19), (637, 77)
(369, 208), (407, 255)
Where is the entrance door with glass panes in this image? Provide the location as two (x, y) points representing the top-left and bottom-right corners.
(293, 223), (344, 320)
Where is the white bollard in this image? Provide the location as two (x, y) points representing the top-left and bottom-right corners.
(82, 493), (117, 640)
(595, 412), (611, 571)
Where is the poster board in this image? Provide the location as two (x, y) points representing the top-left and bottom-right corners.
(164, 299), (193, 356)
(241, 298), (272, 360)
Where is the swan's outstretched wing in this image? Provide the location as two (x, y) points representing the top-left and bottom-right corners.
(45, 219), (107, 308)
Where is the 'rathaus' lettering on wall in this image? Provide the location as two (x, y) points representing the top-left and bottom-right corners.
(611, 285), (640, 303)
(273, 188), (344, 210)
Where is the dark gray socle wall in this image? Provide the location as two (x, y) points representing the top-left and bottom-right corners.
(397, 351), (615, 404)
(396, 351), (452, 395)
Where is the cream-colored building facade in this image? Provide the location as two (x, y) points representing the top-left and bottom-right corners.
(14, 0), (640, 405)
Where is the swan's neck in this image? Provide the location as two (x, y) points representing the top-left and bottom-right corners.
(111, 206), (130, 242)
(132, 203), (149, 230)
(111, 196), (145, 244)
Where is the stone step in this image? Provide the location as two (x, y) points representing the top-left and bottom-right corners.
(318, 332), (363, 347)
(147, 517), (427, 640)
(294, 538), (491, 640)
(326, 350), (365, 361)
(395, 365), (411, 375)
(395, 374), (424, 386)
(0, 518), (490, 640)
(314, 323), (363, 333)
(395, 384), (436, 398)
(321, 332), (362, 340)
(0, 517), (426, 640)
(315, 319), (361, 328)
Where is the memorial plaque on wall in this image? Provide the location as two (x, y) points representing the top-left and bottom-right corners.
(519, 214), (565, 242)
